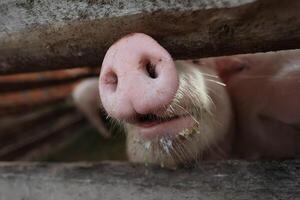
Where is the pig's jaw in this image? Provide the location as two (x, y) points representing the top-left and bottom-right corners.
(125, 61), (233, 167)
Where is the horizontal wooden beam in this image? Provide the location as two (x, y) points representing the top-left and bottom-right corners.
(0, 112), (84, 160)
(1, 0), (300, 74)
(0, 100), (74, 130)
(0, 98), (66, 116)
(0, 160), (299, 199)
(0, 82), (75, 107)
(0, 71), (97, 94)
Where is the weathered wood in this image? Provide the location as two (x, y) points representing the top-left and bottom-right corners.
(0, 98), (66, 116)
(0, 71), (97, 94)
(0, 100), (74, 130)
(0, 160), (299, 200)
(0, 67), (99, 93)
(1, 0), (300, 74)
(0, 82), (75, 107)
(0, 112), (84, 160)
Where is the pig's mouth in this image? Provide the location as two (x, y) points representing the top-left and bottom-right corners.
(132, 113), (195, 140)
(137, 114), (182, 127)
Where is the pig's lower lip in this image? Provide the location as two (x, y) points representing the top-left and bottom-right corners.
(134, 115), (195, 140)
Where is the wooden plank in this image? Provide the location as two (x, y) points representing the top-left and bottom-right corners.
(0, 113), (84, 160)
(0, 98), (66, 115)
(1, 0), (300, 74)
(0, 82), (75, 107)
(0, 71), (97, 94)
(0, 160), (299, 200)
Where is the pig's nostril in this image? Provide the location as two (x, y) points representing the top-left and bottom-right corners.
(145, 62), (158, 79)
(103, 71), (118, 92)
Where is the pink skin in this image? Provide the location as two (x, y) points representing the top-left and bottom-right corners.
(100, 33), (185, 139)
(100, 33), (233, 167)
(100, 32), (300, 164)
(208, 51), (300, 159)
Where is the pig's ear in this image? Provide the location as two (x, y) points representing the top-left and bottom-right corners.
(214, 57), (248, 83)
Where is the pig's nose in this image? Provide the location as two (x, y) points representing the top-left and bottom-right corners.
(99, 33), (179, 121)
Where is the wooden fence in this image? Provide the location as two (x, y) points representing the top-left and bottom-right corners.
(0, 0), (299, 199)
(1, 0), (300, 74)
(0, 160), (299, 200)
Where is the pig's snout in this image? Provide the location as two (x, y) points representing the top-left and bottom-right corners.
(100, 33), (179, 121)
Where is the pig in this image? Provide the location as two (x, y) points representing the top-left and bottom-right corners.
(99, 33), (234, 167)
(75, 33), (300, 168)
(209, 51), (300, 160)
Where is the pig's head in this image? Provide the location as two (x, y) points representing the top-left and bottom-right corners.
(209, 51), (300, 159)
(99, 33), (233, 167)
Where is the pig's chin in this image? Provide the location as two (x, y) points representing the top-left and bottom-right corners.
(133, 115), (195, 140)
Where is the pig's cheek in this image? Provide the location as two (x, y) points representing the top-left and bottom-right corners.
(265, 98), (300, 125)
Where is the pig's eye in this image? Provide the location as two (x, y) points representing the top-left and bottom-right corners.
(145, 62), (158, 79)
(237, 63), (250, 71)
